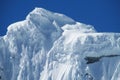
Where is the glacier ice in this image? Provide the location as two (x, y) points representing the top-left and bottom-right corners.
(0, 7), (120, 80)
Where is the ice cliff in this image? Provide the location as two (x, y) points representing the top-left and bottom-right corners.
(0, 8), (120, 80)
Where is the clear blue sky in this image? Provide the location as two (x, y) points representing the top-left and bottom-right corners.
(0, 0), (120, 36)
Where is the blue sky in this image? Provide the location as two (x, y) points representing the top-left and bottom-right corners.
(0, 0), (120, 36)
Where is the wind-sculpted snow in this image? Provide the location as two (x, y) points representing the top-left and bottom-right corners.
(40, 25), (120, 80)
(0, 8), (120, 80)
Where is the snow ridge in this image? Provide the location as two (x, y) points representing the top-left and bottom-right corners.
(0, 8), (120, 80)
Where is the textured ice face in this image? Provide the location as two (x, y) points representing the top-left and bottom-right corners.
(0, 8), (120, 80)
(41, 28), (120, 80)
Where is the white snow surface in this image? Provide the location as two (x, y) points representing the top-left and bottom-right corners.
(0, 7), (120, 80)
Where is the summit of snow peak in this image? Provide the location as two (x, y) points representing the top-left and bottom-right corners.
(26, 7), (76, 27)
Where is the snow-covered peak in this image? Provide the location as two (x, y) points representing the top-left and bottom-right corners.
(0, 7), (120, 80)
(1, 8), (79, 80)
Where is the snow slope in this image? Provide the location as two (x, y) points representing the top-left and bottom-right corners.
(0, 8), (120, 80)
